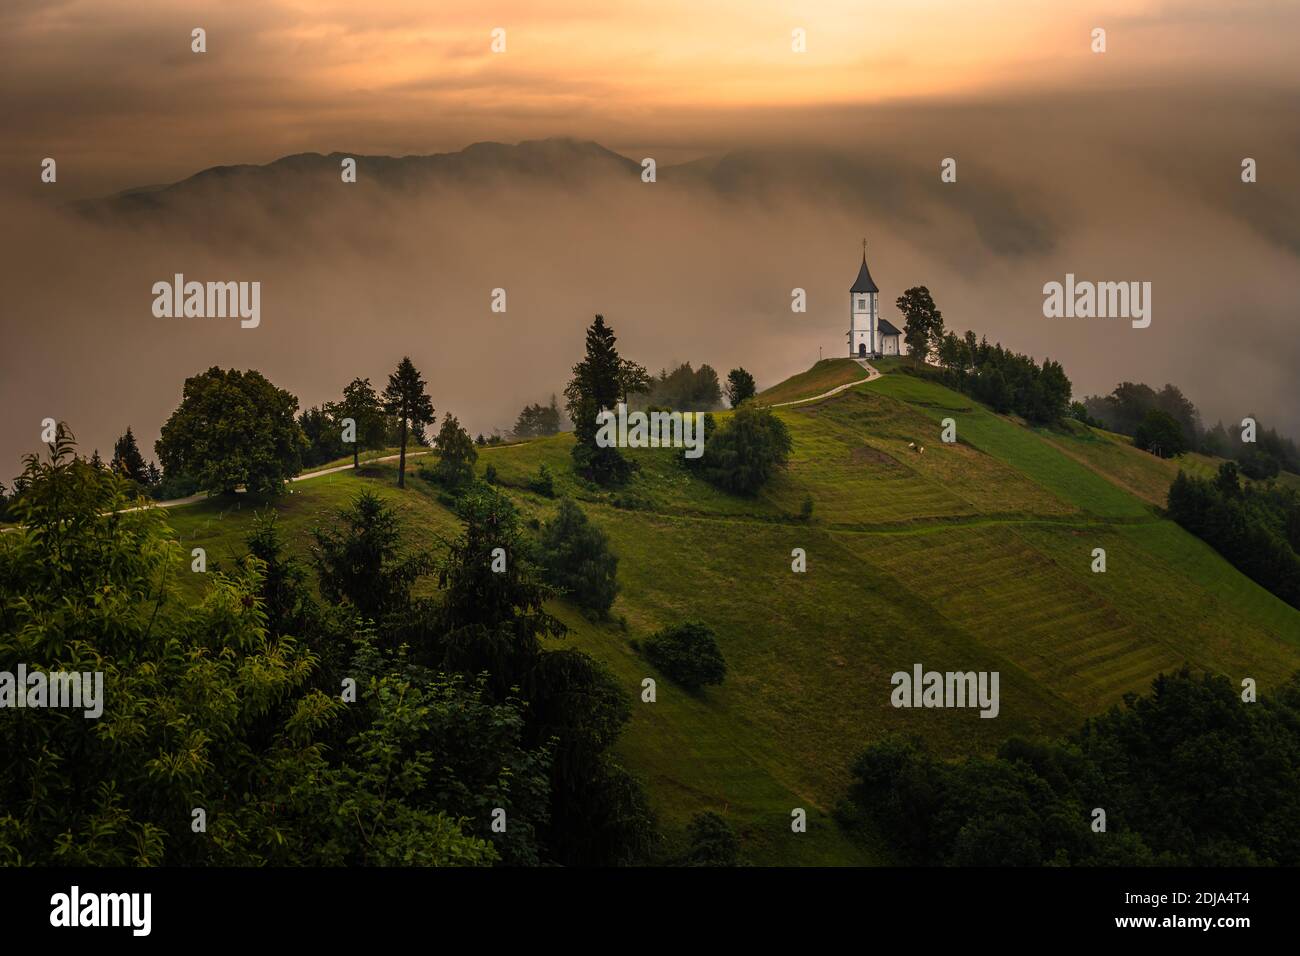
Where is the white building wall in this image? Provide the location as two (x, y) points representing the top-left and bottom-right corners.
(849, 292), (878, 356)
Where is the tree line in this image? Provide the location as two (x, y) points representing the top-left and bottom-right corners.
(1082, 381), (1299, 476)
(838, 668), (1300, 865)
(1166, 462), (1300, 609)
(895, 285), (1073, 425)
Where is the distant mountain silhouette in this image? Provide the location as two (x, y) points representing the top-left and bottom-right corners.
(74, 136), (1058, 258)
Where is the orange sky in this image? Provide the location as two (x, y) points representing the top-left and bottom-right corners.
(4, 0), (1299, 194)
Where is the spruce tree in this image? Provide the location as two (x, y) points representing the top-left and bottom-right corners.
(112, 426), (149, 485)
(383, 357), (435, 489)
(564, 315), (632, 485)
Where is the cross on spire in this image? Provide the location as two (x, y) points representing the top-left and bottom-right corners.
(862, 237), (868, 260)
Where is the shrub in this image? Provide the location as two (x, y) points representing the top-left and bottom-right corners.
(689, 405), (791, 496)
(641, 621), (726, 690)
(537, 498), (619, 614)
(800, 494), (814, 521)
(527, 464), (555, 497)
(432, 413), (478, 488)
(684, 811), (740, 866)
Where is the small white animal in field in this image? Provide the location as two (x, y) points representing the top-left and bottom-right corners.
(919, 446), (925, 454)
(908, 441), (916, 449)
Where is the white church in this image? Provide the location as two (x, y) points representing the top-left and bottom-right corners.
(847, 244), (902, 358)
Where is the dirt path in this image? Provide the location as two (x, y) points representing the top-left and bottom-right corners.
(770, 359), (881, 408)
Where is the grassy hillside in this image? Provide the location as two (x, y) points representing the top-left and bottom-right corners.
(755, 357), (869, 406)
(154, 363), (1300, 865)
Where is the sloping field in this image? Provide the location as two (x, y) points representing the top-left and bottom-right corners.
(151, 363), (1300, 864)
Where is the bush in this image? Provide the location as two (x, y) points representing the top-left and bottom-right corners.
(431, 413), (478, 488)
(484, 462), (498, 484)
(641, 621), (726, 690)
(527, 464), (555, 497)
(684, 811), (740, 866)
(799, 494), (814, 521)
(537, 498), (619, 614)
(1240, 450), (1280, 480)
(689, 405), (792, 496)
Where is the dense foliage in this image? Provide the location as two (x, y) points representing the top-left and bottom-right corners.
(537, 498), (620, 615)
(916, 328), (1072, 425)
(640, 621), (727, 691)
(1166, 464), (1300, 608)
(156, 367), (307, 495)
(429, 412), (478, 489)
(688, 405), (792, 495)
(725, 367), (757, 408)
(513, 395), (563, 438)
(0, 430), (513, 865)
(633, 362), (724, 411)
(839, 668), (1300, 865)
(1, 432), (656, 866)
(1084, 380), (1300, 475)
(897, 286), (945, 363)
(1133, 408), (1188, 458)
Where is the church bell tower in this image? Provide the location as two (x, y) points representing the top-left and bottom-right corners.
(848, 240), (880, 358)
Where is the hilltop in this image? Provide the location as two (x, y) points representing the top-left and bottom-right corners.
(155, 358), (1300, 864)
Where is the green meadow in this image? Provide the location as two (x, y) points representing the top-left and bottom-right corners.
(157, 359), (1300, 864)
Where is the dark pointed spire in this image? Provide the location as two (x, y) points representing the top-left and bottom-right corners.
(851, 240), (878, 293)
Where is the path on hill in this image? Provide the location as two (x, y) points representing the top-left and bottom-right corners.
(0, 447), (444, 530)
(89, 451), (434, 519)
(770, 359), (880, 409)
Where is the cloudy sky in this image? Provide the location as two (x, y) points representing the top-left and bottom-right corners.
(1, 0), (1298, 476)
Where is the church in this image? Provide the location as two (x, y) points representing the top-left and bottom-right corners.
(847, 244), (902, 358)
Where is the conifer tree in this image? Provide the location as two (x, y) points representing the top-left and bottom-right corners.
(383, 357), (435, 489)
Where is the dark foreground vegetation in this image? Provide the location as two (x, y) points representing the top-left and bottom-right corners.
(839, 668), (1300, 865)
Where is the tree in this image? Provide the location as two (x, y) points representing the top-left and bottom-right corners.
(425, 486), (653, 865)
(692, 405), (792, 495)
(514, 395), (562, 438)
(340, 377), (387, 469)
(641, 362), (724, 410)
(1214, 461), (1242, 498)
(896, 286), (944, 363)
(431, 412), (477, 489)
(618, 359), (652, 406)
(937, 332), (961, 371)
(156, 367), (307, 495)
(0, 426), (502, 867)
(383, 357), (435, 489)
(1240, 449), (1281, 480)
(1027, 358), (1072, 424)
(564, 315), (632, 485)
(111, 426), (150, 486)
(1134, 408), (1186, 458)
(537, 498), (619, 615)
(725, 367), (757, 408)
(684, 811), (740, 866)
(641, 621), (727, 690)
(298, 404), (346, 468)
(310, 490), (434, 621)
